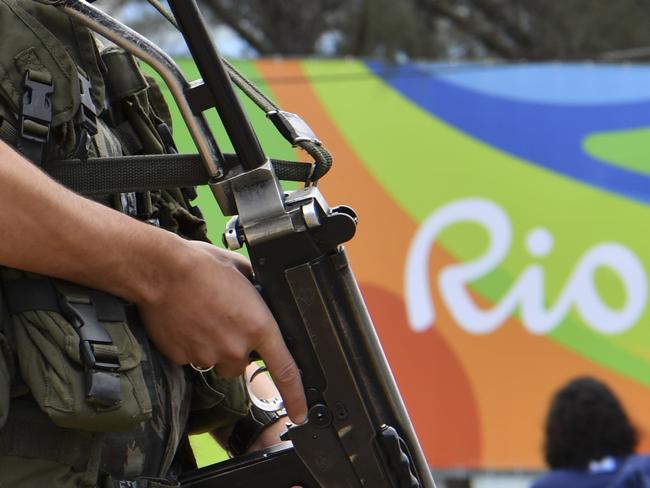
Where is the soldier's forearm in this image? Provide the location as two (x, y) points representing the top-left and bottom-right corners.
(0, 140), (183, 303)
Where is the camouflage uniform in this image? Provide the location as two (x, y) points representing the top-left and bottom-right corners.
(0, 1), (248, 486)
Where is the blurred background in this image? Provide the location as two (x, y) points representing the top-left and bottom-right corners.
(96, 0), (650, 61)
(94, 2), (650, 487)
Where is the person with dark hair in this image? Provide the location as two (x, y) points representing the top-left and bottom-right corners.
(532, 376), (650, 488)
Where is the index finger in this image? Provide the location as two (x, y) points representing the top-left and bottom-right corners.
(257, 329), (307, 424)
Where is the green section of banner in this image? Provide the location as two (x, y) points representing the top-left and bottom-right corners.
(189, 433), (223, 467)
(584, 127), (650, 176)
(301, 60), (650, 383)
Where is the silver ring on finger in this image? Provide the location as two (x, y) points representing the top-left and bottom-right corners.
(190, 363), (215, 373)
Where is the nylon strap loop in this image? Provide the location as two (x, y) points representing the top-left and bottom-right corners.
(102, 49), (149, 101)
(0, 119), (19, 145)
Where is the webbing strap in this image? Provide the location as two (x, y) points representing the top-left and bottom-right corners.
(2, 278), (60, 315)
(44, 153), (208, 196)
(0, 118), (18, 145)
(2, 279), (125, 407)
(43, 153), (314, 196)
(0, 398), (103, 472)
(2, 278), (126, 323)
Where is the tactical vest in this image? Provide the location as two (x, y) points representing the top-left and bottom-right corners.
(0, 1), (247, 486)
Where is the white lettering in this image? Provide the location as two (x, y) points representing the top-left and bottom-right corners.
(405, 198), (647, 335)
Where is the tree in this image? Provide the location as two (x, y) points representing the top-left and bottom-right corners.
(414, 0), (650, 61)
(200, 0), (345, 55)
(94, 0), (650, 61)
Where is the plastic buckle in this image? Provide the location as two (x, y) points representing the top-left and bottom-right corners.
(73, 72), (98, 161)
(267, 110), (321, 146)
(77, 72), (98, 136)
(65, 300), (120, 370)
(20, 71), (53, 144)
(63, 299), (121, 407)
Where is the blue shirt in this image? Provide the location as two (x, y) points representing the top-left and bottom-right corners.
(531, 455), (650, 488)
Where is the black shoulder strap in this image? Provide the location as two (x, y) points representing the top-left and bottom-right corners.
(42, 153), (314, 196)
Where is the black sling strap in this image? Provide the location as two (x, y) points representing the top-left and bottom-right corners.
(43, 153), (314, 196)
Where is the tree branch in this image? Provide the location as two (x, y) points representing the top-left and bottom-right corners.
(200, 0), (272, 55)
(350, 0), (370, 56)
(467, 0), (533, 50)
(417, 0), (523, 59)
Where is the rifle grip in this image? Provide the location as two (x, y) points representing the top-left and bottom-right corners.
(378, 425), (421, 488)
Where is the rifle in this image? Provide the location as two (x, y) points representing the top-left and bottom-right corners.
(57, 1), (436, 486)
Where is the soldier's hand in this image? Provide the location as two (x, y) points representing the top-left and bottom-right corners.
(0, 141), (306, 422)
(136, 240), (307, 424)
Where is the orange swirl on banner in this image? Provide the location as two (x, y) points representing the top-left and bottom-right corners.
(256, 58), (480, 466)
(254, 59), (650, 468)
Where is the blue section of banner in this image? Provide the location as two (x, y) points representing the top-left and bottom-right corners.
(368, 62), (650, 204)
(417, 62), (650, 105)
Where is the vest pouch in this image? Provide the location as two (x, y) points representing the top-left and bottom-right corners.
(5, 275), (152, 432)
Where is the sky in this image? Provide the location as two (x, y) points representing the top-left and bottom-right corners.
(94, 1), (252, 58)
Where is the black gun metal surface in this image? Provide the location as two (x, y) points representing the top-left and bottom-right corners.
(165, 1), (437, 486)
(58, 0), (437, 485)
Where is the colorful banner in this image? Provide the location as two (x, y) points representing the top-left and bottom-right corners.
(155, 60), (650, 469)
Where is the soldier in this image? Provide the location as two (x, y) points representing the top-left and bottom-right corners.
(0, 0), (306, 486)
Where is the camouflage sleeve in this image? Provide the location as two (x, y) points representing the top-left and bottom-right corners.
(186, 370), (249, 435)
